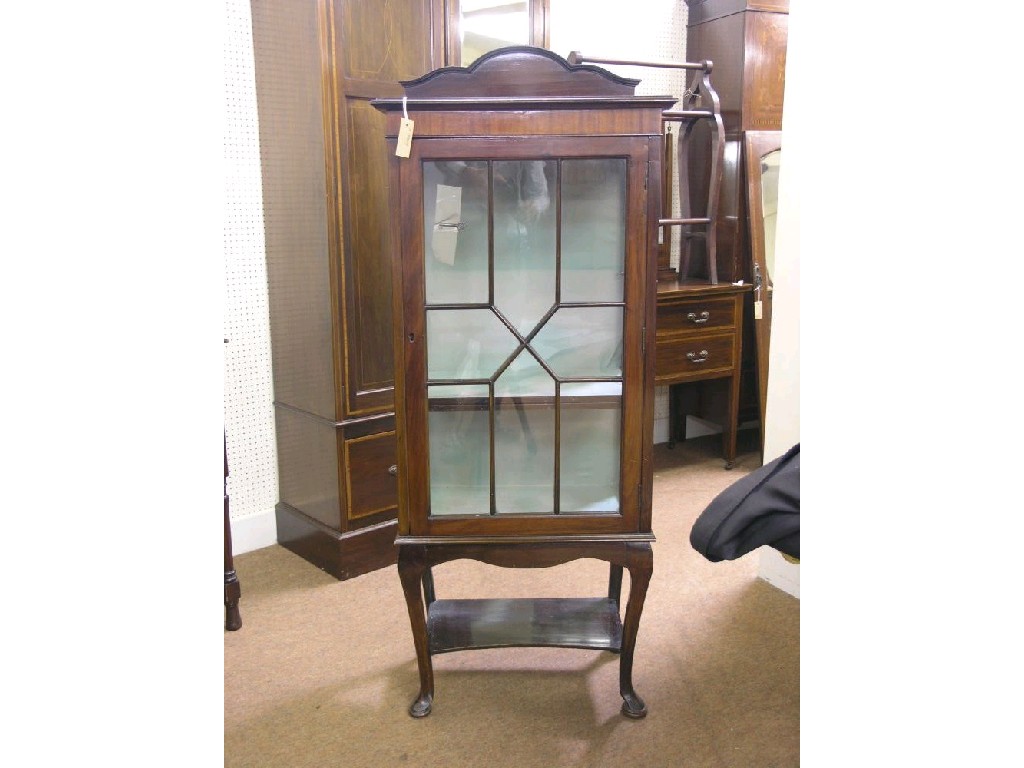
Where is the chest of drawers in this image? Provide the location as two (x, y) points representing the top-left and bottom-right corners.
(655, 280), (750, 468)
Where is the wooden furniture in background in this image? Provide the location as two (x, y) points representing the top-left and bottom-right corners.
(225, 436), (242, 631)
(658, 124), (676, 279)
(683, 0), (789, 460)
(662, 64), (725, 285)
(566, 52), (747, 467)
(655, 280), (749, 468)
(566, 53), (725, 286)
(374, 47), (673, 718)
(250, 0), (445, 579)
(683, 0), (788, 279)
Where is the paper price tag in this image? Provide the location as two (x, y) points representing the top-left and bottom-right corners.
(396, 118), (414, 158)
(754, 299), (763, 320)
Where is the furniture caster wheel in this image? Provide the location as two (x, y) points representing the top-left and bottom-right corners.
(620, 693), (648, 719)
(409, 693), (433, 718)
(725, 460), (734, 470)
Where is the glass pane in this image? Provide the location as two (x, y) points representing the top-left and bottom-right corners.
(760, 149), (781, 281)
(560, 382), (621, 513)
(531, 306), (623, 379)
(560, 159), (626, 303)
(426, 308), (519, 381)
(460, 1), (530, 65)
(420, 151), (631, 522)
(493, 160), (557, 335)
(424, 160), (490, 305)
(494, 353), (555, 514)
(428, 384), (490, 516)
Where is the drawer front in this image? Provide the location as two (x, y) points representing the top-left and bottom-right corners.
(655, 332), (735, 382)
(657, 297), (736, 335)
(344, 431), (398, 523)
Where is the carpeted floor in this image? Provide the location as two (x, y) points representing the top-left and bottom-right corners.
(225, 432), (799, 768)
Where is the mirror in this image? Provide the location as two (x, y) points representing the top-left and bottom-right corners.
(461, 0), (529, 63)
(758, 149), (781, 282)
(448, 0), (550, 66)
(743, 131), (783, 459)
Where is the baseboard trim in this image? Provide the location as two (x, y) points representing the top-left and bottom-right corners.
(758, 547), (800, 598)
(275, 503), (398, 580)
(229, 508), (278, 555)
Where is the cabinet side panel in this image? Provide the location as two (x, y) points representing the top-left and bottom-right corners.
(686, 13), (745, 132)
(251, 0), (336, 418)
(640, 139), (661, 532)
(275, 407), (342, 530)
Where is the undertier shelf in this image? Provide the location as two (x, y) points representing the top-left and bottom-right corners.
(427, 597), (623, 653)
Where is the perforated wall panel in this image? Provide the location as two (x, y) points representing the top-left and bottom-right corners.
(224, 0), (278, 533)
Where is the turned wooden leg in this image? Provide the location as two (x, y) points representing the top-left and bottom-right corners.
(224, 571), (242, 632)
(398, 546), (434, 717)
(667, 384), (678, 449)
(224, 451), (242, 632)
(723, 406), (738, 469)
(724, 330), (743, 470)
(619, 544), (653, 718)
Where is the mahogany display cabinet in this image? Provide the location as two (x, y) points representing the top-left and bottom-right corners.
(373, 47), (675, 718)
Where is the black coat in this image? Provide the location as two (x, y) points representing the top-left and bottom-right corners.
(690, 443), (800, 562)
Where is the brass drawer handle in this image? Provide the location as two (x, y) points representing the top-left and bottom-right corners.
(388, 465), (398, 476)
(687, 311), (710, 324)
(687, 350), (709, 363)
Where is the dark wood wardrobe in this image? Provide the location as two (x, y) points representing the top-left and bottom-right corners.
(250, 0), (446, 579)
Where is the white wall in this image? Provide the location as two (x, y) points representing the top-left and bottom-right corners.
(756, 1), (803, 597)
(224, 0), (279, 553)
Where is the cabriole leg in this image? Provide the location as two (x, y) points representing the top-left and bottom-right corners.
(398, 546), (434, 717)
(619, 544), (653, 718)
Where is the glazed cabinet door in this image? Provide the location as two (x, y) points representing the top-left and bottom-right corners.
(395, 136), (654, 538)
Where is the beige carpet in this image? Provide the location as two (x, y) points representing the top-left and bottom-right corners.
(225, 433), (799, 767)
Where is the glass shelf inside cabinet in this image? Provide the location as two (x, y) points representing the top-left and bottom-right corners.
(423, 157), (628, 518)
